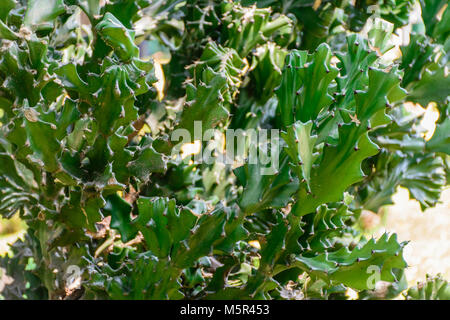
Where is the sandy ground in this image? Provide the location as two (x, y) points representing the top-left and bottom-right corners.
(380, 187), (450, 286)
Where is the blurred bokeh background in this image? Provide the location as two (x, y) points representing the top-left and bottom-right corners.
(377, 187), (449, 286)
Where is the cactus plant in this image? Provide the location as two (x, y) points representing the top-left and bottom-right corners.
(0, 0), (448, 300)
(405, 274), (450, 300)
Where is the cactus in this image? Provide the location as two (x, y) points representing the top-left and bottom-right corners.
(405, 274), (450, 300)
(0, 0), (448, 301)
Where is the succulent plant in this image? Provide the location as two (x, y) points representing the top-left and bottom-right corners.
(0, 0), (448, 300)
(405, 274), (450, 300)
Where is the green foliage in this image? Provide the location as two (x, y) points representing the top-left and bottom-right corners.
(405, 274), (450, 300)
(0, 0), (448, 300)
